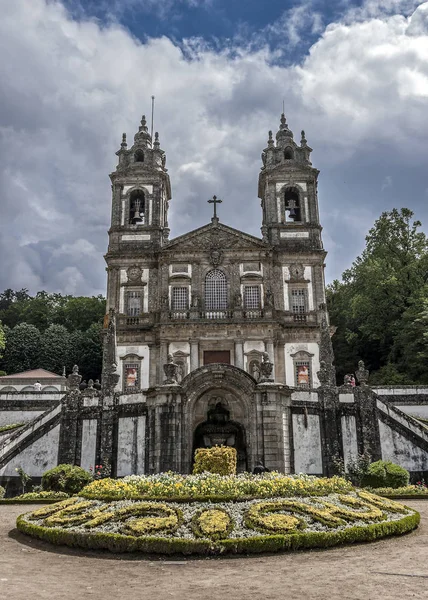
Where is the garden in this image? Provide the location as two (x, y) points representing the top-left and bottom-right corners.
(0, 447), (423, 556)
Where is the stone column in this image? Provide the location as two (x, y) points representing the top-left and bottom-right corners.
(190, 340), (199, 371)
(234, 340), (244, 370)
(265, 339), (275, 380)
(159, 341), (168, 383)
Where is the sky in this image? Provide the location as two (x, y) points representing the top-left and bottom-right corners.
(0, 0), (427, 296)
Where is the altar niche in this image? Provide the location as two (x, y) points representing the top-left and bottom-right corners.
(193, 400), (247, 472)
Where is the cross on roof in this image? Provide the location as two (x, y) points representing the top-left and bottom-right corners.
(208, 195), (222, 221)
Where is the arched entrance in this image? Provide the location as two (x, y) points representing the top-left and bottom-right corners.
(193, 401), (247, 472)
(180, 363), (257, 473)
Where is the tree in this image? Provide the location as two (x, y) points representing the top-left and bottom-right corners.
(69, 323), (103, 381)
(0, 320), (5, 360)
(39, 324), (71, 375)
(328, 208), (428, 384)
(1, 323), (41, 374)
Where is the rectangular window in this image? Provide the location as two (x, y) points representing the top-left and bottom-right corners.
(126, 291), (142, 316)
(291, 289), (306, 313)
(244, 285), (261, 309)
(124, 363), (139, 390)
(171, 287), (189, 311)
(296, 361), (311, 387)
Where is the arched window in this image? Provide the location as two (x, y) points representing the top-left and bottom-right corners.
(284, 147), (294, 160)
(284, 187), (301, 222)
(204, 269), (227, 310)
(134, 149), (144, 163)
(129, 190), (145, 225)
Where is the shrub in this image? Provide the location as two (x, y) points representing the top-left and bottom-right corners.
(193, 446), (237, 476)
(361, 461), (409, 489)
(0, 485), (5, 499)
(42, 464), (93, 495)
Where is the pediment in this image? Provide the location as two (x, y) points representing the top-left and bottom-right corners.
(164, 223), (267, 253)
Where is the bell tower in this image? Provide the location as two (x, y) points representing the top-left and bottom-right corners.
(107, 115), (172, 253)
(258, 114), (322, 249)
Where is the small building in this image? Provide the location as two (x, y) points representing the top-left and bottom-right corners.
(0, 369), (67, 393)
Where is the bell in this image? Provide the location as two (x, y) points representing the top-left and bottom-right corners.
(132, 198), (144, 225)
(288, 208), (297, 218)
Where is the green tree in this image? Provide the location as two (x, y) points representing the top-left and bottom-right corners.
(1, 323), (41, 374)
(39, 324), (71, 375)
(0, 320), (5, 359)
(69, 323), (103, 381)
(328, 208), (428, 384)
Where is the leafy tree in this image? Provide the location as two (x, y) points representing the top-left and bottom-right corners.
(0, 320), (5, 359)
(1, 323), (41, 374)
(39, 324), (70, 375)
(69, 323), (103, 381)
(328, 208), (428, 384)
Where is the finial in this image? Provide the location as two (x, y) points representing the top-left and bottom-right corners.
(268, 130), (274, 147)
(280, 113), (287, 129)
(154, 131), (160, 149)
(140, 115), (148, 131)
(300, 130), (307, 146)
(121, 132), (127, 149)
(208, 195), (222, 222)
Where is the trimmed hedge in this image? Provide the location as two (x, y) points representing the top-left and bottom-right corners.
(193, 446), (237, 476)
(361, 461), (409, 489)
(0, 485), (5, 499)
(368, 486), (428, 499)
(16, 511), (420, 556)
(42, 464), (92, 495)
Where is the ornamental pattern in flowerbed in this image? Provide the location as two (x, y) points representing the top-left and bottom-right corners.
(17, 489), (419, 555)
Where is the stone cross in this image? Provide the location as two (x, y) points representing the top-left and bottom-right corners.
(208, 195), (222, 221)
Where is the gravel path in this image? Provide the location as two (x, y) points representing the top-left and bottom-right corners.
(0, 500), (427, 600)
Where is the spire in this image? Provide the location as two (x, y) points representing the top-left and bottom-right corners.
(134, 114), (152, 146)
(276, 112), (293, 145)
(300, 130), (307, 147)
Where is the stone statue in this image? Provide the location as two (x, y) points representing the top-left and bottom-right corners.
(234, 292), (243, 308)
(259, 352), (274, 383)
(265, 288), (274, 307)
(356, 360), (369, 386)
(163, 354), (179, 384)
(67, 365), (82, 391)
(191, 292), (200, 309)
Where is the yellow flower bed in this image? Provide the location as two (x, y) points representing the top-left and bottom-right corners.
(80, 472), (353, 502)
(192, 508), (233, 540)
(193, 446), (237, 476)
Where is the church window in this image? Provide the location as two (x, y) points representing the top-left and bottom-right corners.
(284, 147), (294, 160)
(171, 287), (189, 311)
(204, 269), (227, 311)
(244, 285), (261, 309)
(123, 362), (140, 390)
(129, 190), (145, 225)
(284, 188), (301, 222)
(290, 288), (307, 322)
(134, 150), (145, 163)
(295, 361), (311, 388)
(126, 291), (142, 316)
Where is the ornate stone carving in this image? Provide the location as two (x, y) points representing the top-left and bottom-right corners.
(67, 365), (82, 391)
(264, 287), (274, 307)
(356, 360), (369, 386)
(288, 263), (305, 281)
(82, 379), (100, 398)
(163, 354), (179, 384)
(259, 352), (274, 382)
(209, 247), (223, 267)
(127, 265), (142, 282)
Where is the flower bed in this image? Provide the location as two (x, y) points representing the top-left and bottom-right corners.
(80, 472), (353, 502)
(369, 485), (428, 499)
(17, 488), (419, 556)
(0, 491), (70, 504)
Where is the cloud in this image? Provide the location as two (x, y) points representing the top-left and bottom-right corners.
(0, 0), (427, 296)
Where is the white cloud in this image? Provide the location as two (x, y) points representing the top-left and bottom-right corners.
(0, 0), (428, 295)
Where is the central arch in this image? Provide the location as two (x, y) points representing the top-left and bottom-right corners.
(181, 364), (257, 473)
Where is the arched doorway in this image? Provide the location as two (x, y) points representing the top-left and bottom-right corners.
(192, 400), (248, 472)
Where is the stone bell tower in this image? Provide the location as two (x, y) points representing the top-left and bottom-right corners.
(258, 114), (322, 250)
(107, 115), (172, 253)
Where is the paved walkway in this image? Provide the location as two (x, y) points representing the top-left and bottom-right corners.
(0, 501), (427, 600)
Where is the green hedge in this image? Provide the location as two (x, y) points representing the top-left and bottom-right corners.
(16, 511), (420, 556)
(361, 461), (409, 489)
(42, 464), (92, 495)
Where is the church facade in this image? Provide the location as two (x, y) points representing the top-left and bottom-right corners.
(103, 114), (329, 474)
(2, 114), (428, 491)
